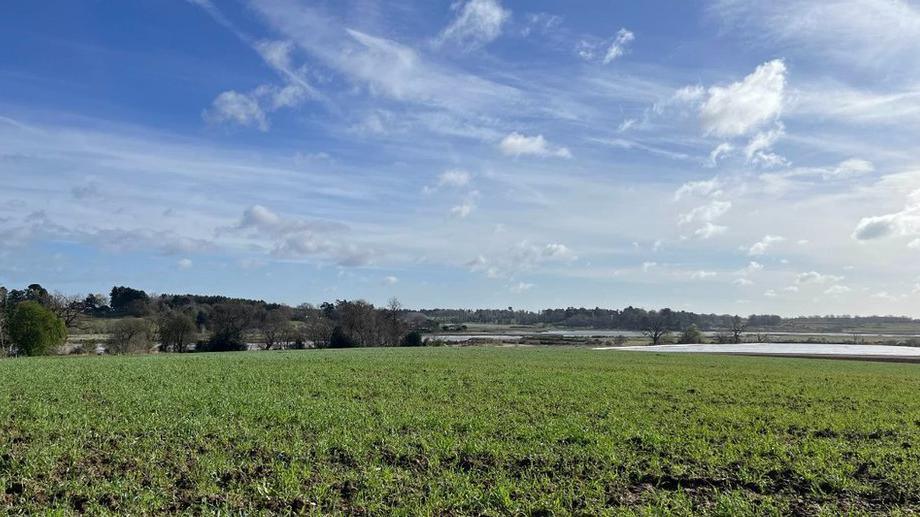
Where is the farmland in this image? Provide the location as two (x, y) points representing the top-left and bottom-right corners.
(2, 347), (920, 515)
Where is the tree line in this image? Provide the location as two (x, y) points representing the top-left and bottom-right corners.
(416, 307), (919, 332)
(0, 284), (425, 356)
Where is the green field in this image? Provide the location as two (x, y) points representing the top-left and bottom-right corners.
(2, 348), (919, 515)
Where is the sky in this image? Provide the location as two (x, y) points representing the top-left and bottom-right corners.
(2, 0), (920, 315)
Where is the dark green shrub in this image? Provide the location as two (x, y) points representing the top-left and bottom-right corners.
(401, 330), (424, 347)
(328, 326), (357, 348)
(199, 335), (248, 352)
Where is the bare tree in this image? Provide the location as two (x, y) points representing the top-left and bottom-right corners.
(338, 300), (381, 346)
(383, 297), (406, 347)
(729, 315), (746, 344)
(50, 292), (84, 329)
(642, 311), (672, 345)
(304, 314), (334, 348)
(259, 307), (292, 350)
(0, 286), (8, 356)
(157, 311), (197, 353)
(108, 318), (156, 354)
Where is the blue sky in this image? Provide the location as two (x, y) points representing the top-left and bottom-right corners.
(3, 0), (920, 315)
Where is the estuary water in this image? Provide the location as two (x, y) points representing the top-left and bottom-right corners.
(597, 343), (920, 358)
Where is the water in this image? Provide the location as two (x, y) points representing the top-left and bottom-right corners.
(597, 343), (920, 357)
(426, 334), (524, 342)
(430, 330), (920, 342)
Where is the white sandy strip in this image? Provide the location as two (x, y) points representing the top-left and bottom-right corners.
(595, 343), (920, 357)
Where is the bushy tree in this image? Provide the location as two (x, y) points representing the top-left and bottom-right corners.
(203, 303), (255, 352)
(677, 324), (704, 344)
(259, 307), (292, 350)
(110, 286), (150, 316)
(157, 311), (197, 353)
(336, 300), (381, 346)
(81, 293), (109, 315)
(8, 301), (67, 356)
(107, 318), (155, 354)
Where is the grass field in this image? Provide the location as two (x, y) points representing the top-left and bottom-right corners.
(2, 347), (919, 515)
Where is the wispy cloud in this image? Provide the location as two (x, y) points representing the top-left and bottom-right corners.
(499, 132), (571, 158)
(435, 0), (511, 50)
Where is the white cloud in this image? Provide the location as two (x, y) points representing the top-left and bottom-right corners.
(679, 200), (731, 225)
(690, 270), (716, 280)
(436, 0), (510, 49)
(852, 190), (920, 241)
(203, 77), (313, 131)
(825, 284), (851, 295)
(204, 90), (269, 131)
(709, 0), (920, 74)
(693, 222), (727, 239)
(618, 118), (637, 132)
(796, 271), (845, 285)
(758, 158), (877, 195)
(383, 275), (399, 285)
(592, 137), (692, 161)
(699, 59), (787, 137)
(674, 177), (721, 201)
(449, 190), (480, 218)
(510, 281), (534, 293)
(499, 132), (571, 158)
(542, 243), (576, 261)
(744, 261), (764, 273)
(239, 204), (282, 229)
(233, 205), (373, 266)
(642, 261), (657, 272)
(604, 28), (635, 63)
(438, 169), (472, 188)
(521, 13), (562, 38)
(177, 258), (193, 270)
(734, 278), (754, 286)
(577, 28), (636, 64)
(748, 234), (785, 256)
(731, 261), (762, 276)
(264, 84), (308, 110)
(238, 0), (522, 121)
(744, 123), (787, 167)
(852, 213), (904, 240)
(450, 199), (475, 218)
(764, 289), (777, 297)
(426, 169), (472, 193)
(831, 158), (875, 177)
(673, 85), (705, 103)
(707, 143), (734, 166)
(871, 291), (900, 301)
(466, 241), (576, 280)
